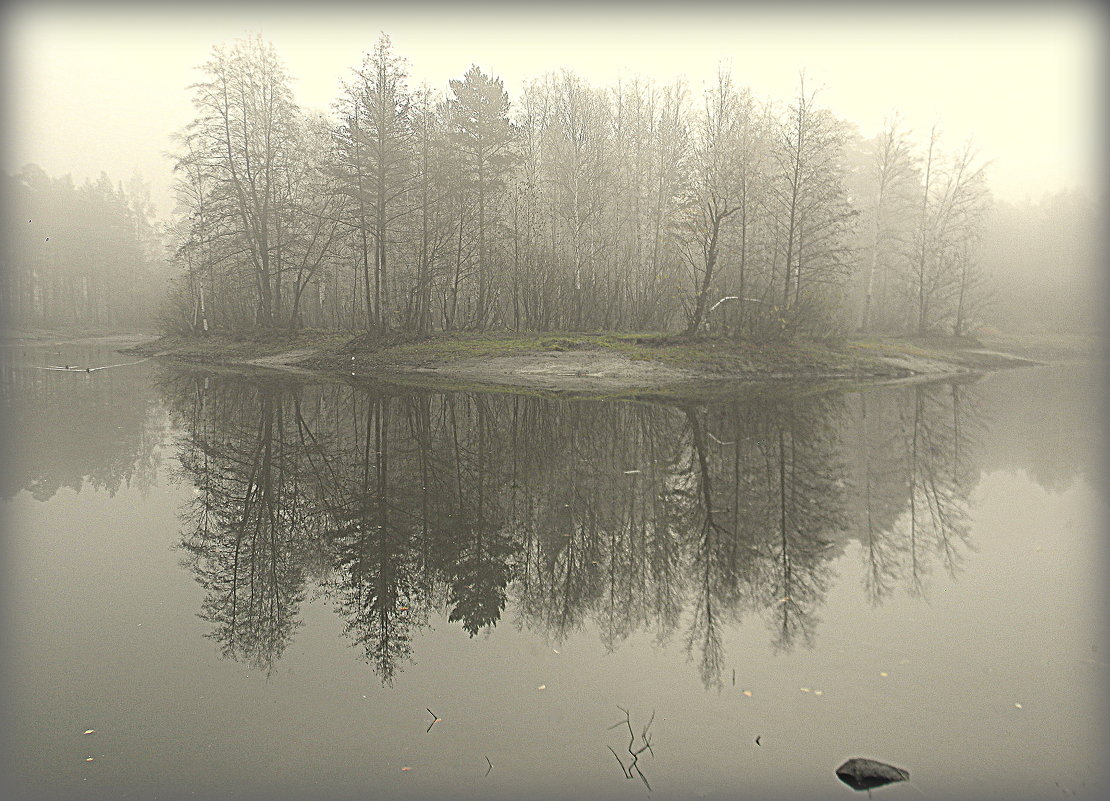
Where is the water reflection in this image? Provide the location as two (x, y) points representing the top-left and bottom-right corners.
(158, 371), (997, 687)
(0, 345), (164, 501)
(849, 380), (984, 603)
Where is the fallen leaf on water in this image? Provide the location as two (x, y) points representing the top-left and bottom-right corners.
(83, 730), (95, 735)
(879, 672), (888, 677)
(742, 690), (752, 697)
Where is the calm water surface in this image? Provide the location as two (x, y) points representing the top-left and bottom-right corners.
(2, 344), (1106, 801)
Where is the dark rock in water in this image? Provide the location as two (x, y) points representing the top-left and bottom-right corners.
(835, 758), (910, 791)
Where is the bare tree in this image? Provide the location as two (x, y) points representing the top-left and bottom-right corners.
(859, 115), (917, 332)
(279, 113), (349, 331)
(175, 35), (302, 327)
(682, 69), (744, 336)
(769, 73), (857, 335)
(907, 129), (990, 335)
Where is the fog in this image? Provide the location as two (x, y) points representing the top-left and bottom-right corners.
(4, 3), (1105, 217)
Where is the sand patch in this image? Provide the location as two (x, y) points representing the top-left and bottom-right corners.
(417, 349), (703, 391)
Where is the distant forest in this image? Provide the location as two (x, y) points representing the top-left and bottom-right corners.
(1, 166), (166, 329)
(1, 33), (1101, 337)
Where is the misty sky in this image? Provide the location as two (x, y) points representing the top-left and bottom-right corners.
(2, 2), (1105, 219)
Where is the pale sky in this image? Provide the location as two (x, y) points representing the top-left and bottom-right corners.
(3, 2), (1105, 218)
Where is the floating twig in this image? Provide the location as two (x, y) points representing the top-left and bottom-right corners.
(607, 706), (655, 791)
(426, 708), (441, 733)
(484, 756), (493, 776)
(640, 710), (656, 759)
(607, 745), (628, 773)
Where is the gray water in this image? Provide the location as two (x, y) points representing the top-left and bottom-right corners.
(2, 344), (1106, 801)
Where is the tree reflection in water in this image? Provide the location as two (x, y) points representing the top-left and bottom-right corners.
(160, 371), (985, 687)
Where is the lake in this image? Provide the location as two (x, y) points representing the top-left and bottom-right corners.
(2, 344), (1106, 800)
